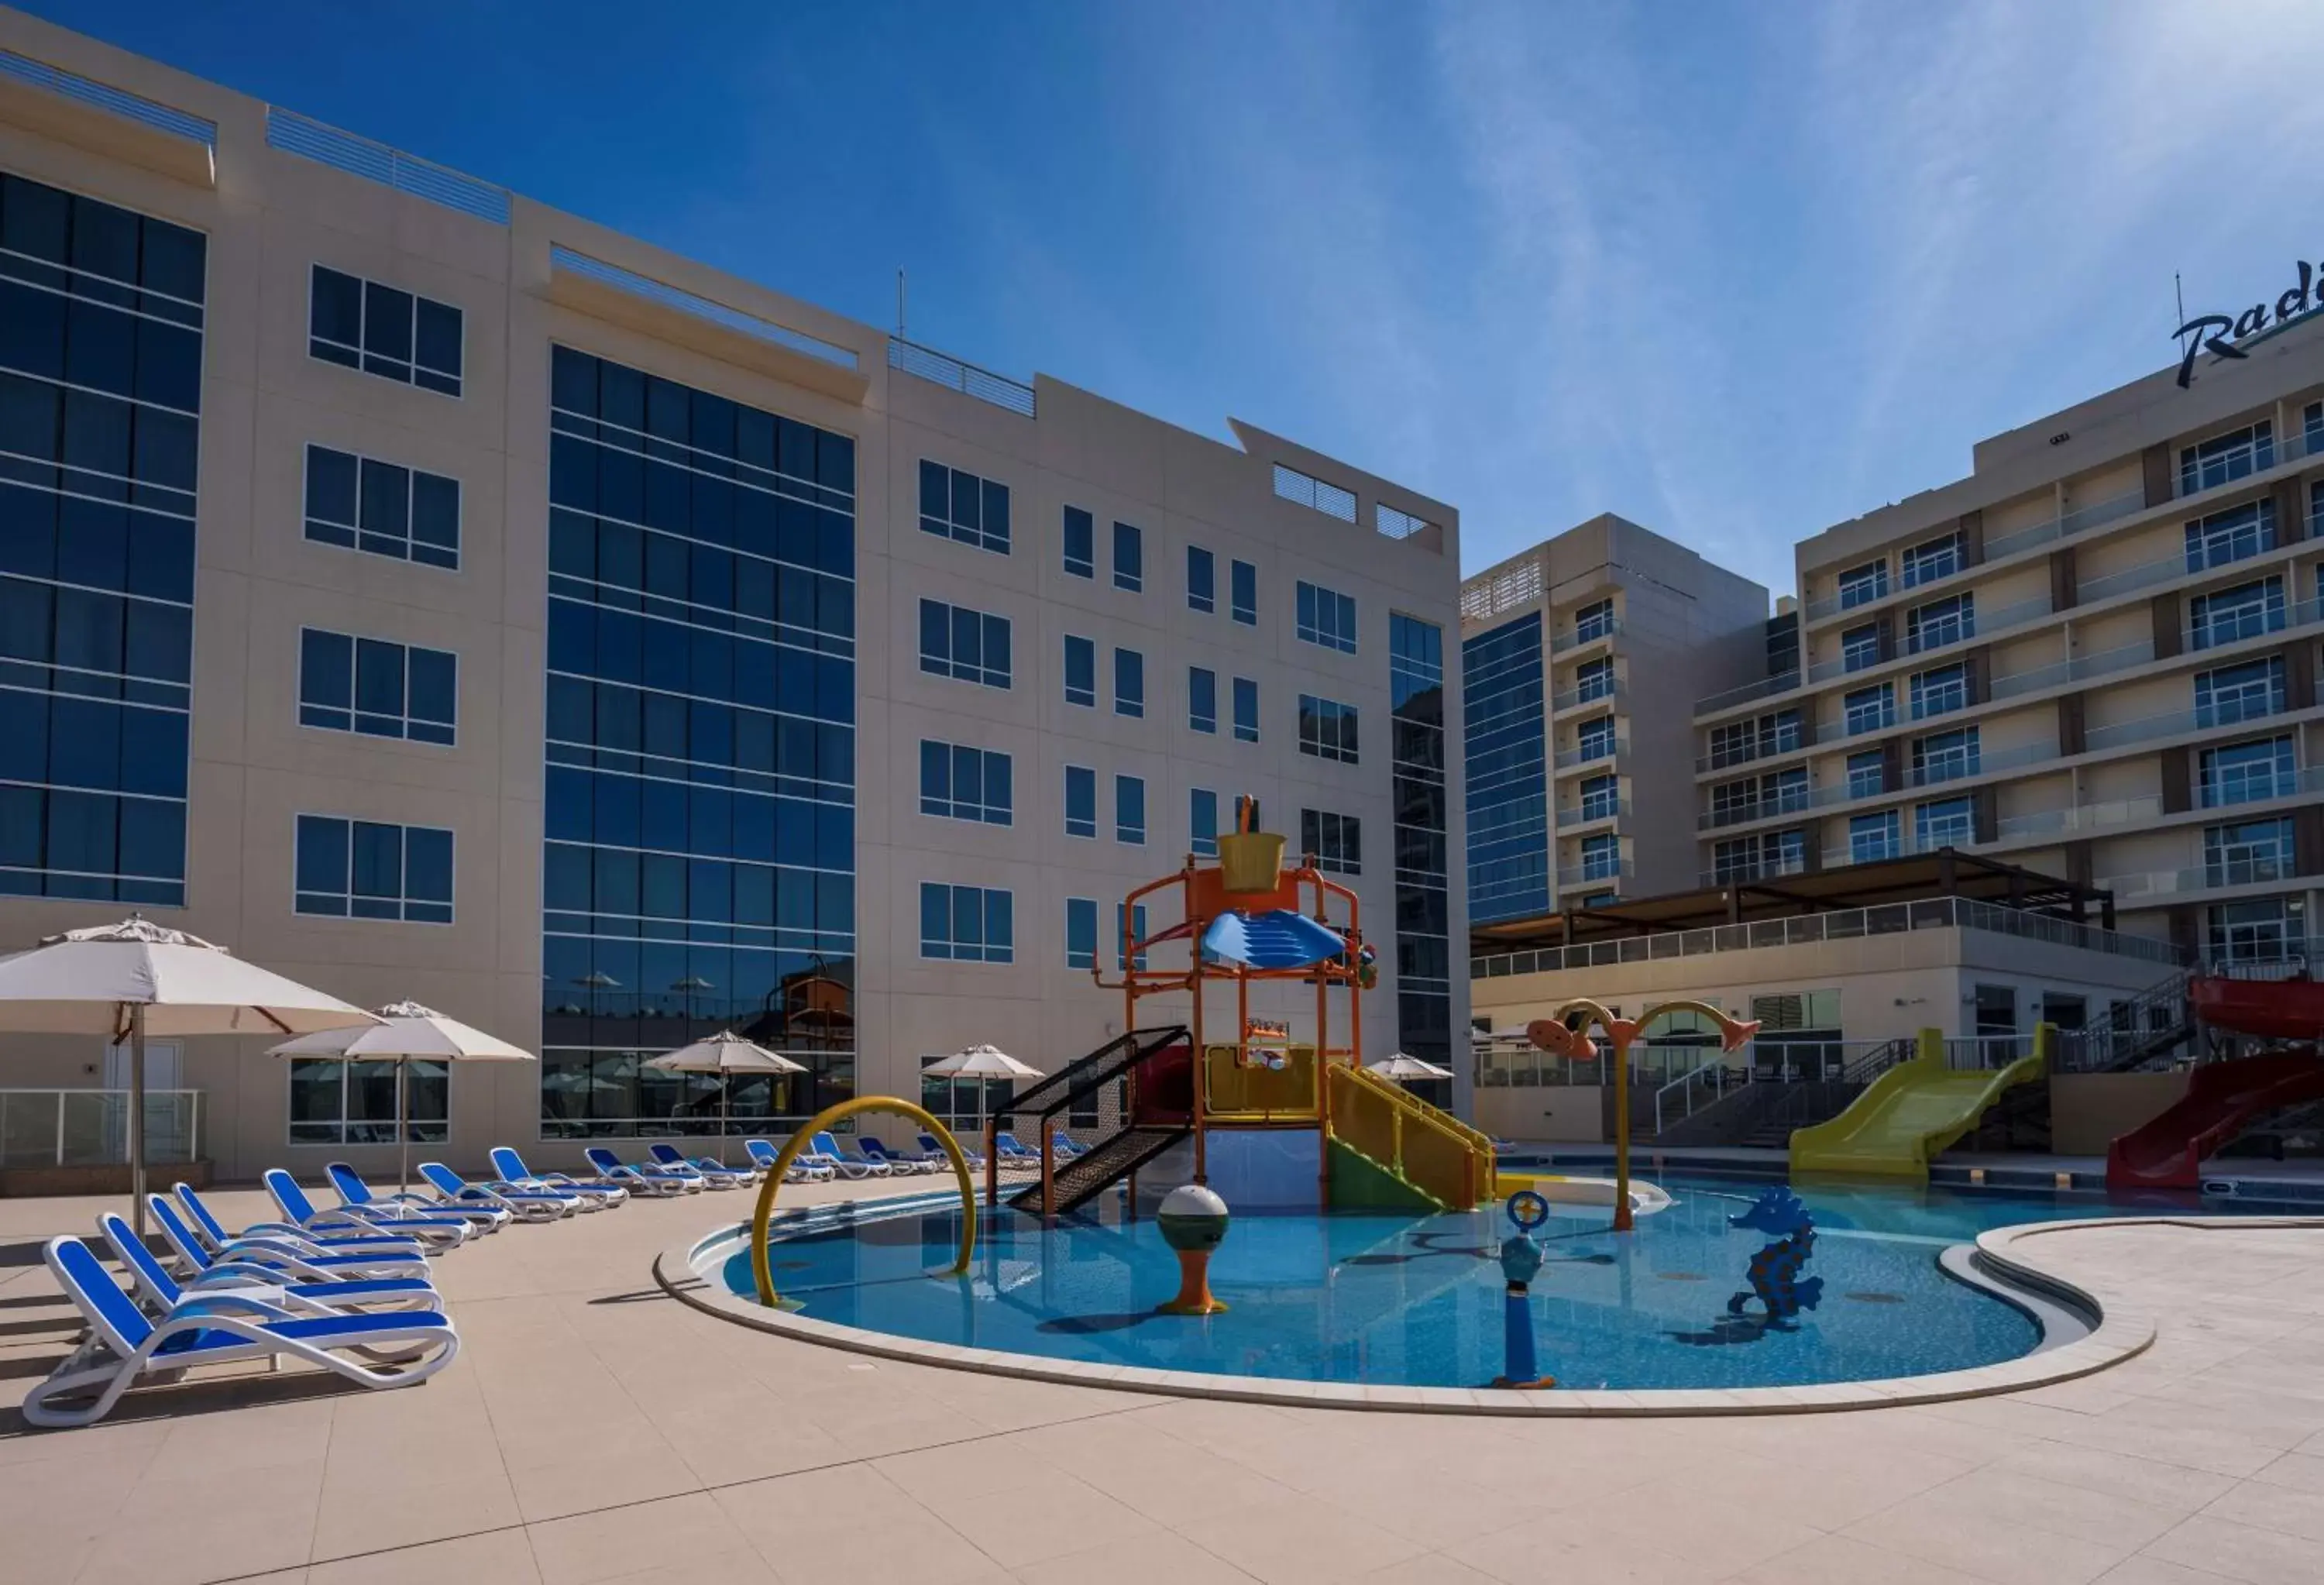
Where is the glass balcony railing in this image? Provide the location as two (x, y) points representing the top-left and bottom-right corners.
(1694, 670), (1805, 717)
(2083, 693), (2290, 754)
(1987, 640), (2155, 700)
(2188, 594), (2315, 652)
(1557, 859), (1631, 887)
(1550, 617), (1622, 653)
(1989, 794), (2163, 842)
(1551, 679), (1623, 712)
(1696, 727), (1807, 774)
(1554, 737), (1625, 770)
(2099, 852), (2300, 899)
(0, 1088), (202, 1168)
(1558, 797), (1628, 827)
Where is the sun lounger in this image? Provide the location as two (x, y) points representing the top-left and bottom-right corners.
(993, 1132), (1043, 1163)
(743, 1139), (834, 1183)
(854, 1137), (936, 1174)
(23, 1236), (459, 1429)
(416, 1162), (575, 1221)
(920, 1131), (986, 1169)
(101, 1212), (437, 1317)
(148, 1195), (432, 1284)
(488, 1147), (629, 1207)
(265, 1170), (470, 1250)
(328, 1163), (510, 1233)
(810, 1131), (889, 1178)
(173, 1184), (429, 1264)
(646, 1143), (755, 1187)
(582, 1146), (700, 1195)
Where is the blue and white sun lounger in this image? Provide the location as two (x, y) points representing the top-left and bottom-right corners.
(920, 1131), (987, 1169)
(417, 1162), (575, 1221)
(266, 1170), (470, 1250)
(148, 1195), (432, 1284)
(855, 1137), (934, 1174)
(101, 1212), (437, 1318)
(583, 1146), (700, 1195)
(488, 1147), (629, 1207)
(24, 1236), (459, 1429)
(810, 1132), (889, 1178)
(743, 1139), (834, 1183)
(173, 1184), (429, 1265)
(646, 1143), (755, 1187)
(993, 1132), (1043, 1163)
(328, 1163), (510, 1233)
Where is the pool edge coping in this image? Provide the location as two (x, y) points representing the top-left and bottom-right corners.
(654, 1209), (2324, 1417)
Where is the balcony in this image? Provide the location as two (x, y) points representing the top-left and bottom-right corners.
(1991, 794), (2164, 842)
(1697, 851), (1809, 885)
(1696, 728), (1806, 774)
(1550, 617), (1621, 653)
(1551, 679), (1623, 713)
(1699, 741), (2054, 832)
(2188, 593), (2320, 654)
(1700, 783), (1815, 830)
(2100, 853), (2301, 900)
(2083, 694), (2290, 754)
(1557, 859), (1631, 888)
(1557, 796), (1628, 827)
(1821, 826), (1977, 868)
(1803, 492), (2148, 626)
(1554, 737), (1625, 770)
(2202, 761), (2312, 810)
(1695, 670), (1803, 716)
(1988, 640), (2155, 701)
(1824, 701), (1899, 741)
(1800, 593), (2054, 687)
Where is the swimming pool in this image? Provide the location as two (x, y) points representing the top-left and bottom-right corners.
(710, 1174), (2286, 1392)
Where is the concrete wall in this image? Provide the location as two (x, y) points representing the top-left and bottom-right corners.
(1476, 1085), (1606, 1143)
(2049, 1071), (2191, 1156)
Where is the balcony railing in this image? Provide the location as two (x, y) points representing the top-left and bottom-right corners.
(1697, 850), (1809, 885)
(0, 1089), (201, 1168)
(1991, 794), (2164, 842)
(1552, 679), (1624, 712)
(2099, 853), (2300, 899)
(1699, 741), (2054, 831)
(1697, 728), (1806, 773)
(1558, 797), (1628, 827)
(1557, 859), (1631, 887)
(1554, 737), (1625, 770)
(2083, 695), (2291, 754)
(1470, 894), (2184, 982)
(2188, 593), (2320, 653)
(2202, 761), (2317, 810)
(1695, 669), (1804, 716)
(1825, 701), (1899, 741)
(1988, 640), (2156, 701)
(1550, 617), (1622, 653)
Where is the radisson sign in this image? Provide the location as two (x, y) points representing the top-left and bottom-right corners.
(2174, 263), (2322, 387)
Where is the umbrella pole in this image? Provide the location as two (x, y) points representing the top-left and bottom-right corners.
(396, 1060), (410, 1195)
(129, 1004), (147, 1238)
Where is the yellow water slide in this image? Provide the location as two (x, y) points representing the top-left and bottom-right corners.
(1324, 1063), (1498, 1211)
(1789, 1026), (2050, 1181)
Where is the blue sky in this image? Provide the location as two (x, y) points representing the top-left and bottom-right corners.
(44, 0), (2324, 597)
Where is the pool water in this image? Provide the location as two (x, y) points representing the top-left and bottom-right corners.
(718, 1175), (2270, 1390)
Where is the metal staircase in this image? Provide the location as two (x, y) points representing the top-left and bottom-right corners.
(992, 1025), (1191, 1216)
(1026, 1124), (1188, 1215)
(2056, 971), (2196, 1073)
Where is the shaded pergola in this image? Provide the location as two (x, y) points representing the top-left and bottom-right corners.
(1472, 848), (2115, 958)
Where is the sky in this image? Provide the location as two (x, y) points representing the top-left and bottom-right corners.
(42, 0), (2324, 598)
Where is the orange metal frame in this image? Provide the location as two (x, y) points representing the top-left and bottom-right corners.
(1089, 854), (1368, 1191)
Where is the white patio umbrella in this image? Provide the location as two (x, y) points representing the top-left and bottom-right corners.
(923, 1044), (1044, 1133)
(268, 1000), (535, 1192)
(1368, 1051), (1455, 1082)
(644, 1031), (804, 1163)
(0, 916), (379, 1233)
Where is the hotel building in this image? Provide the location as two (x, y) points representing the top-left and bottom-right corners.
(0, 12), (1466, 1180)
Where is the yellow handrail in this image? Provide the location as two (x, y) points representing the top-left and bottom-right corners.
(1325, 1064), (1497, 1208)
(748, 1097), (976, 1307)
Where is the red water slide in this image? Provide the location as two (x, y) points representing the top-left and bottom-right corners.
(2107, 975), (2324, 1189)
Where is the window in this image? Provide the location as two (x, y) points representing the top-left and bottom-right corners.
(1710, 778), (1761, 824)
(917, 460), (1009, 553)
(1573, 598), (1614, 643)
(1273, 462), (1356, 521)
(1763, 766), (1807, 813)
(1904, 593), (1972, 652)
(1843, 684), (1892, 736)
(1847, 810), (1900, 863)
(304, 445), (459, 569)
(294, 814), (452, 922)
(1188, 667), (1218, 733)
(1376, 503), (1432, 540)
(1230, 559), (1257, 624)
(1191, 789), (1220, 858)
(1578, 774), (1618, 822)
(1112, 521), (1143, 592)
(1298, 695), (1360, 764)
(2179, 420), (2274, 496)
(1116, 903), (1151, 970)
(1295, 581), (1359, 654)
(2205, 817), (2294, 887)
(2209, 896), (2303, 964)
(919, 741), (1012, 825)
(289, 1057), (448, 1147)
(1841, 623), (1882, 672)
(1578, 832), (1621, 881)
(918, 600), (1011, 687)
(1574, 715), (1616, 763)
(1838, 560), (1889, 610)
(1301, 808), (1360, 874)
(1708, 709), (1801, 769)
(1915, 796), (1974, 848)
(297, 630), (456, 744)
(1115, 774), (1146, 844)
(2189, 576), (2285, 650)
(2185, 500), (2274, 572)
(1063, 634), (1095, 706)
(308, 265), (461, 396)
(1114, 647), (1145, 717)
(919, 882), (1012, 962)
(1714, 830), (1803, 882)
(1573, 657), (1614, 704)
(1847, 750), (1885, 799)
(1064, 765), (1096, 838)
(1061, 506), (1094, 579)
(1911, 725), (1979, 785)
(1065, 897), (1098, 969)
(2200, 735), (2296, 807)
(1909, 662), (1968, 720)
(1186, 545), (1215, 611)
(1900, 532), (1962, 589)
(1232, 677), (1260, 742)
(2195, 658), (2286, 727)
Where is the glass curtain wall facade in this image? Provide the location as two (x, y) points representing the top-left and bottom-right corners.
(541, 346), (858, 1139)
(0, 174), (202, 904)
(1461, 611), (1548, 923)
(1390, 614), (1452, 1068)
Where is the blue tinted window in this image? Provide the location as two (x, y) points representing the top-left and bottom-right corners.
(1188, 665), (1216, 733)
(1187, 545), (1215, 613)
(1191, 789), (1219, 857)
(1064, 634), (1095, 707)
(311, 265), (462, 397)
(1116, 774), (1146, 844)
(1064, 765), (1096, 839)
(920, 882), (1012, 962)
(1230, 559), (1257, 624)
(295, 813), (453, 923)
(920, 461), (1008, 554)
(298, 628), (456, 744)
(920, 740), (1012, 825)
(918, 598), (1011, 687)
(1062, 506), (1093, 578)
(1065, 897), (1098, 969)
(1112, 521), (1142, 592)
(1298, 693), (1360, 764)
(1114, 647), (1144, 717)
(1232, 676), (1259, 742)
(1295, 581), (1358, 654)
(304, 443), (460, 569)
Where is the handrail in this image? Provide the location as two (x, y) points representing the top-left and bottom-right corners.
(1326, 1064), (1496, 1206)
(1652, 1054), (1733, 1134)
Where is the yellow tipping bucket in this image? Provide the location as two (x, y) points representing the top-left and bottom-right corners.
(1216, 830), (1286, 893)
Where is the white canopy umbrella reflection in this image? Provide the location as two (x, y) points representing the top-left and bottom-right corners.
(644, 1031), (804, 1164)
(0, 916), (378, 1233)
(269, 1000), (535, 1191)
(923, 1044), (1044, 1133)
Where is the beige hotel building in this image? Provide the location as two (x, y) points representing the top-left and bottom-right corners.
(0, 12), (1467, 1181)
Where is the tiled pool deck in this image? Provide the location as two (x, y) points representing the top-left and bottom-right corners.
(4, 1184), (2322, 1585)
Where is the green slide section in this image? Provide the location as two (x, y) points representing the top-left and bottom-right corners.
(1791, 1026), (2051, 1181)
(1325, 1136), (1446, 1213)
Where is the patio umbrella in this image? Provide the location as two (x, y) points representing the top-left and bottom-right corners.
(1368, 1051), (1455, 1082)
(644, 1031), (803, 1163)
(923, 1044), (1044, 1133)
(0, 916), (378, 1233)
(268, 1000), (535, 1192)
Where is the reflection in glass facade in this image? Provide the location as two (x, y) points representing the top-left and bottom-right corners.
(1391, 614), (1451, 1068)
(541, 346), (857, 1138)
(1461, 612), (1548, 924)
(0, 173), (202, 904)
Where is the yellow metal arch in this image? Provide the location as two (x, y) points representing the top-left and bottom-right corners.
(747, 1096), (977, 1308)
